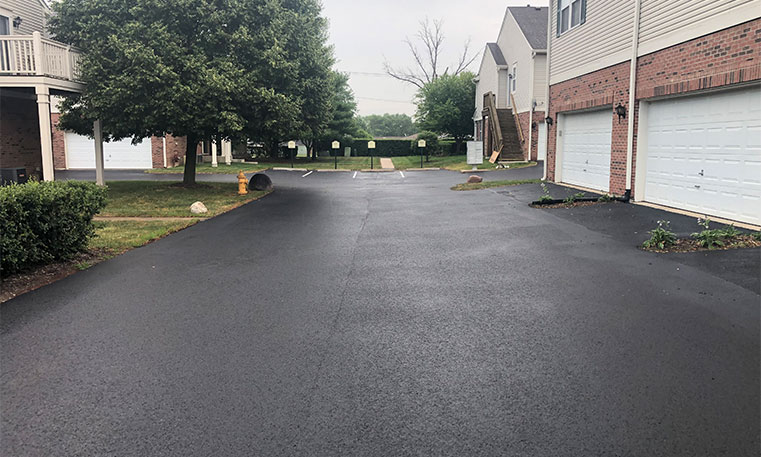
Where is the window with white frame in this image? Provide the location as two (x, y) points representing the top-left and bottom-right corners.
(511, 65), (517, 93)
(558, 0), (586, 35)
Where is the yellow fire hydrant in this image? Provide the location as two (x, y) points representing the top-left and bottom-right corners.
(237, 171), (248, 195)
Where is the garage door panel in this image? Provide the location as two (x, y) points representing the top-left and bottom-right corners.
(65, 133), (152, 169)
(644, 86), (761, 225)
(560, 109), (612, 192)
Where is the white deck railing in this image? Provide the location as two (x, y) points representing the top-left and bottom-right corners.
(0, 32), (82, 82)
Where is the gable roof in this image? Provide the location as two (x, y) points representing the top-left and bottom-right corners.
(486, 43), (507, 66)
(508, 6), (548, 50)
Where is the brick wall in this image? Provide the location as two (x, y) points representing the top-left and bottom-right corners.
(517, 111), (545, 162)
(51, 113), (66, 169)
(151, 137), (164, 168)
(1, 94), (43, 180)
(547, 18), (761, 196)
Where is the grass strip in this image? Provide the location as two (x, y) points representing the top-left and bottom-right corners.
(451, 178), (542, 191)
(101, 181), (270, 217)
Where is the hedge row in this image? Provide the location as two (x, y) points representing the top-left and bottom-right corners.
(312, 138), (466, 157)
(0, 181), (107, 276)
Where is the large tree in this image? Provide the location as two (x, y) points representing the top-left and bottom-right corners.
(384, 18), (478, 89)
(414, 72), (476, 153)
(318, 72), (361, 147)
(361, 113), (415, 138)
(49, 0), (331, 183)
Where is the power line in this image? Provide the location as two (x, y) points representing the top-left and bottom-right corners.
(340, 70), (391, 78)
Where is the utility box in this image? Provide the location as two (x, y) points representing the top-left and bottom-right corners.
(0, 168), (28, 185)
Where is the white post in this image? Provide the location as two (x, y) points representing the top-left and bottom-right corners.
(211, 140), (218, 167)
(32, 31), (44, 76)
(223, 140), (232, 165)
(64, 45), (72, 80)
(36, 86), (55, 181)
(93, 119), (105, 186)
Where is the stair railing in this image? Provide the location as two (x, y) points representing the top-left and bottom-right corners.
(510, 93), (525, 143)
(484, 92), (503, 155)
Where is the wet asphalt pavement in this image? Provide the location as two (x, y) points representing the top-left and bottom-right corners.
(2, 166), (759, 456)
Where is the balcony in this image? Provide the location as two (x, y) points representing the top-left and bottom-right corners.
(0, 32), (82, 83)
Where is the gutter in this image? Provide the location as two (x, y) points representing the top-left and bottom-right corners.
(542, 6), (552, 181)
(625, 0), (643, 199)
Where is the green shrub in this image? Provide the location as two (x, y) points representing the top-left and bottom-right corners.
(691, 217), (735, 250)
(643, 220), (677, 250)
(0, 180), (107, 276)
(415, 131), (440, 155)
(349, 139), (414, 157)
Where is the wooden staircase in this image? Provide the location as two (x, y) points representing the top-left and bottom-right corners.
(483, 92), (524, 161)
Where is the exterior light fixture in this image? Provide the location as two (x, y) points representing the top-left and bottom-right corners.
(615, 103), (627, 123)
(13, 17), (22, 28)
(544, 116), (554, 126)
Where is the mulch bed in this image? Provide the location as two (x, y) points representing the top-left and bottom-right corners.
(0, 249), (112, 304)
(642, 235), (761, 253)
(531, 200), (619, 209)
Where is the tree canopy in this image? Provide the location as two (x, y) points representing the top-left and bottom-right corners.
(360, 114), (416, 138)
(414, 72), (476, 150)
(50, 0), (335, 183)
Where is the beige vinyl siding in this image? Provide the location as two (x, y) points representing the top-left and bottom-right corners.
(3, 0), (50, 37)
(474, 48), (506, 121)
(638, 0), (760, 55)
(549, 0), (634, 85)
(532, 54), (547, 112)
(496, 11), (538, 113)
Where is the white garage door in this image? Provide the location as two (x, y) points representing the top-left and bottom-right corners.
(65, 133), (153, 169)
(560, 109), (612, 192)
(644, 86), (761, 225)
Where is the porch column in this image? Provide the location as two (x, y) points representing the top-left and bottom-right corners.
(211, 141), (218, 167)
(93, 119), (105, 186)
(35, 86), (55, 181)
(222, 140), (232, 165)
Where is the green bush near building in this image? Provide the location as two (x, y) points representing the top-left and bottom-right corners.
(0, 181), (107, 276)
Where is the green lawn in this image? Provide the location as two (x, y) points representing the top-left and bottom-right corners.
(391, 155), (536, 171)
(451, 178), (542, 191)
(146, 157), (373, 173)
(90, 219), (199, 253)
(101, 181), (271, 217)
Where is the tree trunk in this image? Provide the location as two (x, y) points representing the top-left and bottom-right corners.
(183, 135), (198, 186)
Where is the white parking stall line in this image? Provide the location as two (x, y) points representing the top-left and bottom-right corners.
(353, 171), (357, 179)
(399, 171), (405, 178)
(302, 171), (314, 178)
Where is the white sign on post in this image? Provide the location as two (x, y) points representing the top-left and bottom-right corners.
(467, 141), (484, 165)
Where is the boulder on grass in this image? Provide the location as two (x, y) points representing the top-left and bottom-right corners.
(249, 173), (273, 191)
(466, 175), (483, 184)
(190, 201), (208, 214)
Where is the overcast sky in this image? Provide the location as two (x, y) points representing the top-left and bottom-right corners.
(321, 0), (549, 117)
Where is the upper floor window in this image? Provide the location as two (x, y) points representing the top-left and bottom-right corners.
(0, 15), (10, 35)
(558, 0), (586, 35)
(511, 65), (517, 93)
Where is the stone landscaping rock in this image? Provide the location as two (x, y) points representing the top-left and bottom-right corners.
(249, 173), (273, 191)
(190, 201), (208, 214)
(466, 175), (483, 184)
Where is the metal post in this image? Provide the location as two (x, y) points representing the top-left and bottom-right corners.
(290, 147), (293, 168)
(420, 147), (423, 168)
(334, 150), (337, 169)
(370, 151), (373, 169)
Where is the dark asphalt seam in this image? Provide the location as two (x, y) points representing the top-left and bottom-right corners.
(291, 194), (372, 444)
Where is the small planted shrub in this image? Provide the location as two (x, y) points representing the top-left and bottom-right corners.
(0, 180), (107, 276)
(563, 192), (585, 205)
(753, 232), (761, 241)
(643, 220), (677, 250)
(691, 218), (729, 250)
(538, 182), (553, 203)
(598, 194), (614, 202)
(720, 224), (741, 239)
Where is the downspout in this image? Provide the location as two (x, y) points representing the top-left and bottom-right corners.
(543, 6), (552, 181)
(527, 51), (536, 162)
(624, 0), (642, 201)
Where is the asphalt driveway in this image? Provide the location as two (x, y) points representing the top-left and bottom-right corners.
(2, 167), (759, 456)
